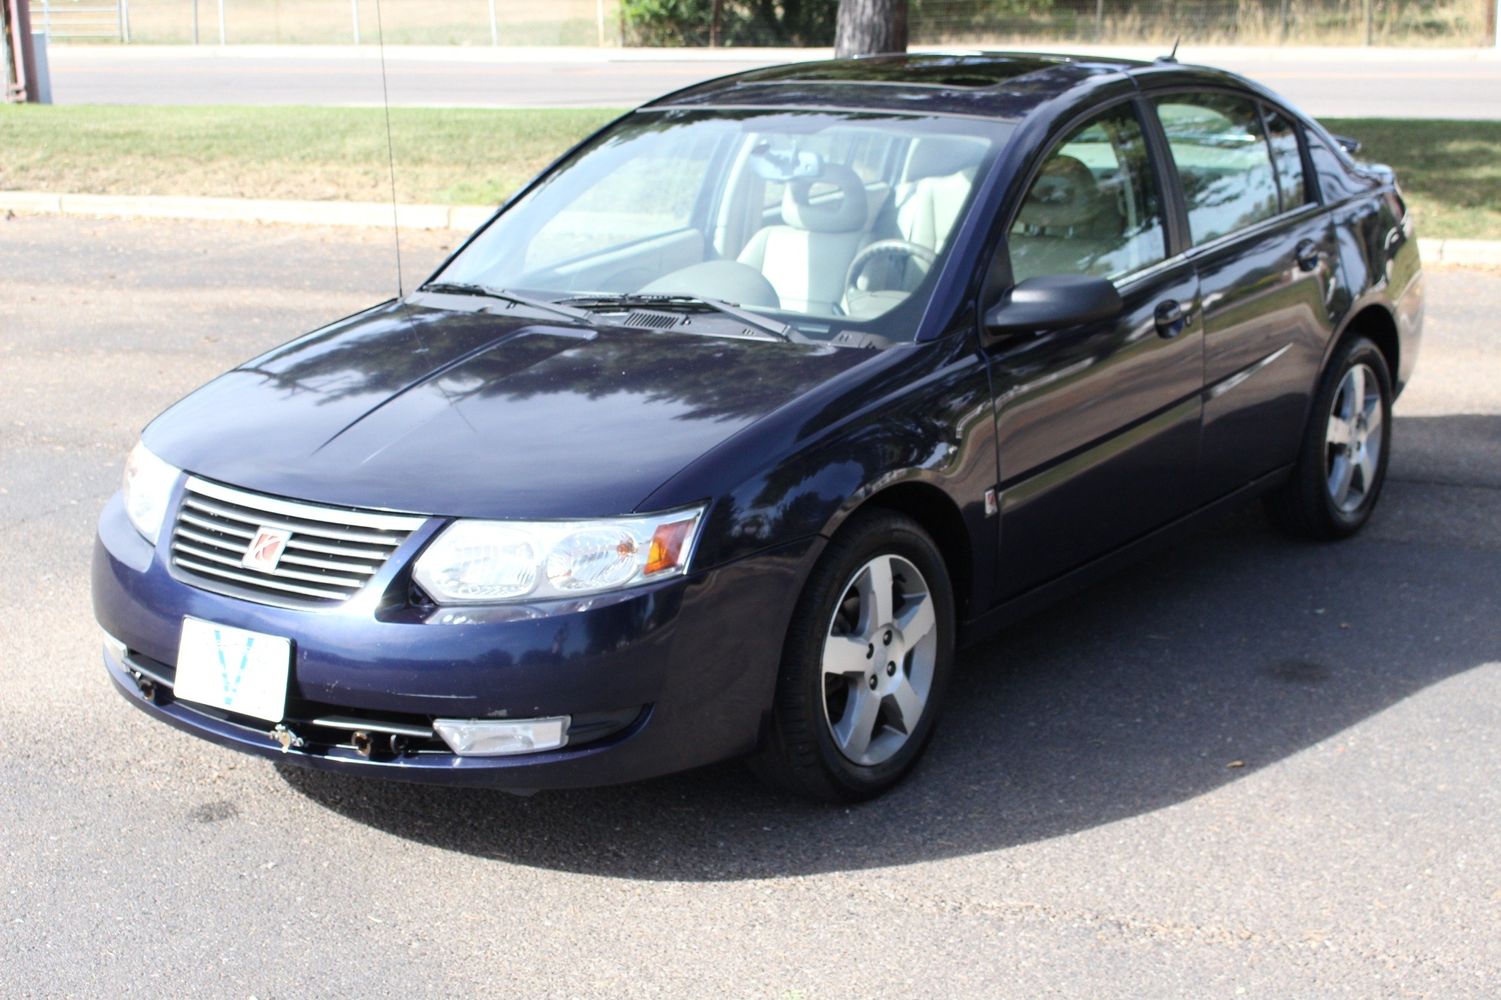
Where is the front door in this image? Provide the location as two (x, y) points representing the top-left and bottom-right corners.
(988, 100), (1204, 599)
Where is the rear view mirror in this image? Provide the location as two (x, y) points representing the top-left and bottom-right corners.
(984, 274), (1124, 336)
(748, 143), (824, 182)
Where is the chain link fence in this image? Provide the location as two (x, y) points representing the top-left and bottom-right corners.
(29, 0), (617, 45)
(912, 0), (1496, 45)
(26, 0), (1500, 46)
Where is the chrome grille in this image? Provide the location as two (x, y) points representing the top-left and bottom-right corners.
(169, 477), (427, 609)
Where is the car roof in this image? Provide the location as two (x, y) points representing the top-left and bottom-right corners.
(645, 52), (1260, 122)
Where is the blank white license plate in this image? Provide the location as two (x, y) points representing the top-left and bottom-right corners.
(174, 617), (291, 724)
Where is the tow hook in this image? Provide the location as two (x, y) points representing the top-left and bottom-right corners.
(351, 731), (376, 758)
(129, 669), (156, 701)
(270, 724), (304, 752)
(351, 731), (410, 758)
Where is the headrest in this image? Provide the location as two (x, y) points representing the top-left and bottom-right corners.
(782, 163), (868, 234)
(1015, 155), (1104, 229)
(903, 137), (987, 182)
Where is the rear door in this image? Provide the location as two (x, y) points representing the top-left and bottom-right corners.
(1146, 92), (1338, 501)
(987, 99), (1204, 598)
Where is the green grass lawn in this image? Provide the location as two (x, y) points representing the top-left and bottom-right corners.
(1, 106), (1497, 240)
(1322, 118), (1501, 241)
(0, 105), (622, 206)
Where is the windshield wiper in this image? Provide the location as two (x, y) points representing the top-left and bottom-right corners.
(562, 292), (793, 342)
(419, 282), (599, 327)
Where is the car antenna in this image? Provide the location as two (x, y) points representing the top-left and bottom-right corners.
(1157, 37), (1181, 64)
(374, 0), (404, 298)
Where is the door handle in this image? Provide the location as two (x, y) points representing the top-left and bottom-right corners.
(1295, 239), (1323, 272)
(1154, 299), (1187, 338)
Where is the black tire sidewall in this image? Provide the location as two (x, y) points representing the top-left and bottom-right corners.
(1311, 337), (1394, 535)
(779, 511), (956, 799)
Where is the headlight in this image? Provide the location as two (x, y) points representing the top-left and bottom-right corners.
(412, 507), (705, 605)
(122, 440), (180, 544)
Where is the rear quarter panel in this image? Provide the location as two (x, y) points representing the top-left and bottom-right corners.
(1307, 124), (1424, 394)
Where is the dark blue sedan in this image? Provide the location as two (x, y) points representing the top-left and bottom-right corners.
(93, 53), (1422, 800)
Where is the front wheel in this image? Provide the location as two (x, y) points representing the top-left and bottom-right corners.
(1265, 335), (1393, 539)
(751, 510), (955, 802)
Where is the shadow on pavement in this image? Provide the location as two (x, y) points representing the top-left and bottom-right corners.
(278, 414), (1501, 880)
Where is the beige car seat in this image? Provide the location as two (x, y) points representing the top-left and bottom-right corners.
(737, 163), (869, 315)
(839, 138), (986, 318)
(893, 137), (987, 252)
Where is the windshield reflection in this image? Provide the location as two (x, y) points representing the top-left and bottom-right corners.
(436, 108), (1008, 343)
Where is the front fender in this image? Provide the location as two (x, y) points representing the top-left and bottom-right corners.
(644, 333), (999, 615)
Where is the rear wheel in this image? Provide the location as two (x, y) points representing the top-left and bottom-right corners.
(751, 510), (955, 802)
(1266, 336), (1393, 539)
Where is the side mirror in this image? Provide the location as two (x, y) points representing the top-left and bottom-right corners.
(1330, 133), (1362, 156)
(984, 274), (1124, 336)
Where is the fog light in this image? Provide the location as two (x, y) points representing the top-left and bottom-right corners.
(102, 631), (128, 664)
(433, 716), (570, 757)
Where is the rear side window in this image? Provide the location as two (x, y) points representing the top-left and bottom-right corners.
(1155, 95), (1280, 244)
(1262, 107), (1311, 212)
(1009, 104), (1167, 283)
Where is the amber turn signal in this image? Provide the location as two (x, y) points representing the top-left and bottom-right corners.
(646, 518), (697, 576)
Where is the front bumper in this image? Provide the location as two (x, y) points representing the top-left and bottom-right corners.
(93, 491), (817, 789)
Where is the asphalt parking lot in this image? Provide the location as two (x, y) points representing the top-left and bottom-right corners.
(2, 214), (1498, 997)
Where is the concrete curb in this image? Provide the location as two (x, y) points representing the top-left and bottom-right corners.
(1419, 237), (1501, 267)
(4, 190), (1499, 265)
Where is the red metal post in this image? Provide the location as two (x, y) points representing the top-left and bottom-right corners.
(5, 0), (38, 102)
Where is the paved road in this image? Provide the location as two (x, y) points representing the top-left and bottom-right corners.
(43, 44), (1501, 118)
(2, 214), (1500, 996)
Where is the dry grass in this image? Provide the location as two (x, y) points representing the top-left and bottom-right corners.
(42, 0), (1494, 47)
(920, 0), (1494, 48)
(46, 0), (621, 46)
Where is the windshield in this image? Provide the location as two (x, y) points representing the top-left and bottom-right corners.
(435, 108), (1009, 343)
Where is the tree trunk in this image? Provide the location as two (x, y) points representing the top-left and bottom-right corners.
(834, 0), (908, 58)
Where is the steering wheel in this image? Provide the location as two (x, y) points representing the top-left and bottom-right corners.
(844, 239), (938, 309)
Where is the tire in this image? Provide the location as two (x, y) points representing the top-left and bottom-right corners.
(1265, 335), (1393, 540)
(750, 509), (956, 802)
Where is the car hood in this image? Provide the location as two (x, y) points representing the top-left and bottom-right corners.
(143, 300), (873, 518)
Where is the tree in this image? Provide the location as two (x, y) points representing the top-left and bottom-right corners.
(834, 0), (908, 56)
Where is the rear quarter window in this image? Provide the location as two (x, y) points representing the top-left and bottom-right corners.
(1262, 107), (1313, 212)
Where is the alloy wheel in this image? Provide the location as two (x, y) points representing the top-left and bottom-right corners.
(1325, 362), (1384, 513)
(820, 553), (938, 767)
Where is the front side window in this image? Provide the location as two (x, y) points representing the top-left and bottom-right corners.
(1262, 106), (1311, 213)
(437, 109), (1008, 342)
(1009, 104), (1167, 284)
(1156, 94), (1281, 244)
